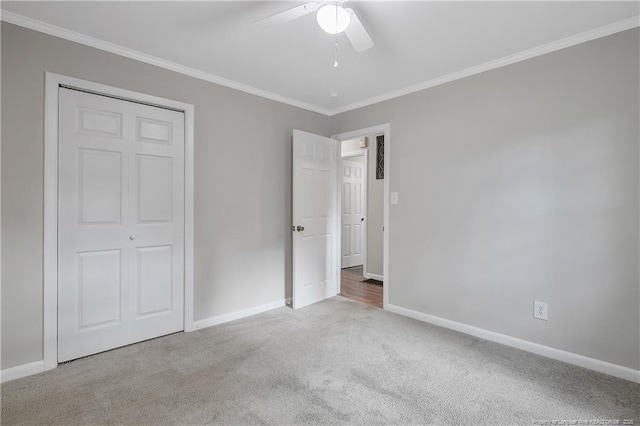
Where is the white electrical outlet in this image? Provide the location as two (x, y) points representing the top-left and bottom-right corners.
(534, 301), (548, 321)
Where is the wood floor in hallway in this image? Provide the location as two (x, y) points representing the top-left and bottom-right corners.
(340, 265), (383, 308)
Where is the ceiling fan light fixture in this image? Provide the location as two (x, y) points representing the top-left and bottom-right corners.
(316, 4), (351, 34)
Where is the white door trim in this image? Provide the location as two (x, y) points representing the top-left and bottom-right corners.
(43, 72), (195, 371)
(340, 151), (368, 275)
(332, 124), (390, 309)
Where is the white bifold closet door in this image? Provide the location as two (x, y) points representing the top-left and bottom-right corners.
(57, 88), (185, 362)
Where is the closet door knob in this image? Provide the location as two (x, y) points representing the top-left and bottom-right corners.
(129, 235), (136, 241)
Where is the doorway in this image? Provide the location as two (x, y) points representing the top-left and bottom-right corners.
(338, 133), (385, 308)
(291, 123), (389, 311)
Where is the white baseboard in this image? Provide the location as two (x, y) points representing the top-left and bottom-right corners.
(364, 273), (383, 281)
(2, 300), (286, 383)
(192, 299), (286, 331)
(386, 303), (640, 384)
(1, 360), (45, 383)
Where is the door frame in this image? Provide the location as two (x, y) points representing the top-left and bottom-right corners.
(340, 150), (368, 275)
(43, 72), (195, 371)
(332, 124), (390, 309)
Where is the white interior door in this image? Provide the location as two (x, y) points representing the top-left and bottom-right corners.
(341, 159), (365, 268)
(292, 130), (338, 309)
(58, 88), (185, 362)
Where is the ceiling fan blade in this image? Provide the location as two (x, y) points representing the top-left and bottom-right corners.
(255, 2), (319, 26)
(344, 8), (374, 52)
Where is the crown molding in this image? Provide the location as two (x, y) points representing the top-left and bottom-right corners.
(329, 15), (640, 115)
(0, 10), (332, 116)
(1, 10), (638, 117)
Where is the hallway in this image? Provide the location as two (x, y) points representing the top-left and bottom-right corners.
(340, 266), (383, 308)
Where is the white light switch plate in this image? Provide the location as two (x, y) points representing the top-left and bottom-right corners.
(391, 192), (399, 205)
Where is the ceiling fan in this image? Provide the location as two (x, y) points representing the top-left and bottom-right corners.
(256, 1), (374, 53)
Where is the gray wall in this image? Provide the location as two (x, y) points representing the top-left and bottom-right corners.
(1, 23), (331, 370)
(341, 137), (384, 276)
(332, 28), (640, 370)
(364, 135), (384, 278)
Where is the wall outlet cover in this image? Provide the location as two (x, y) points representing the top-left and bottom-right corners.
(534, 301), (548, 321)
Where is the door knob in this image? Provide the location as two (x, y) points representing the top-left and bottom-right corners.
(361, 218), (365, 222)
(129, 235), (136, 241)
(296, 225), (304, 232)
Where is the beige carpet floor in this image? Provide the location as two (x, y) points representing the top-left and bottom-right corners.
(2, 296), (639, 425)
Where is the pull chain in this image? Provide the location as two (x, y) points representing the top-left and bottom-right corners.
(333, 4), (339, 67)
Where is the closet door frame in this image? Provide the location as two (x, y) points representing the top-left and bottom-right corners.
(43, 72), (195, 371)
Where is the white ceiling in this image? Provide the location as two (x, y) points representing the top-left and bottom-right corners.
(2, 1), (639, 115)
